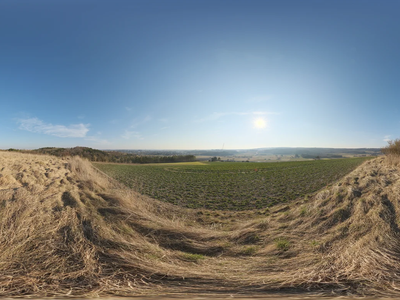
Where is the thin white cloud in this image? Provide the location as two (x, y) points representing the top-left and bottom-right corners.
(121, 130), (143, 140)
(18, 118), (89, 138)
(85, 132), (110, 145)
(246, 95), (273, 103)
(85, 136), (110, 145)
(252, 111), (271, 115)
(130, 115), (152, 128)
(195, 112), (230, 122)
(195, 111), (278, 122)
(143, 115), (152, 122)
(383, 135), (391, 142)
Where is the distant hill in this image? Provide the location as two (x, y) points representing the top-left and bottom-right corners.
(6, 147), (197, 164)
(5, 146), (381, 163)
(114, 147), (381, 158)
(255, 147), (381, 157)
(33, 146), (110, 161)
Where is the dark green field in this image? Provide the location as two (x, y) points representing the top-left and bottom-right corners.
(94, 157), (371, 210)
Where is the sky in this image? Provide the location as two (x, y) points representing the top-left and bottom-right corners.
(1, 0), (400, 150)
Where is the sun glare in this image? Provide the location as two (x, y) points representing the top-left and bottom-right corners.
(253, 117), (267, 129)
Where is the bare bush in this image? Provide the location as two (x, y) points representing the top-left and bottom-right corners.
(381, 139), (400, 156)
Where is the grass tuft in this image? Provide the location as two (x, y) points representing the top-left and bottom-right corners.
(275, 238), (290, 251)
(180, 253), (206, 262)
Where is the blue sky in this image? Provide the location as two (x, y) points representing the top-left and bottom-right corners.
(1, 0), (399, 150)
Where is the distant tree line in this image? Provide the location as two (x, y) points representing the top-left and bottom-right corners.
(259, 147), (380, 156)
(300, 154), (343, 159)
(7, 147), (197, 164)
(105, 153), (196, 164)
(118, 149), (239, 156)
(209, 156), (221, 162)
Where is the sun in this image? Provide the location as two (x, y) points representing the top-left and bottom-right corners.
(253, 117), (267, 129)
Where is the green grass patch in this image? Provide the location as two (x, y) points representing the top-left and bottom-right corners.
(180, 253), (205, 262)
(310, 240), (320, 247)
(240, 246), (259, 256)
(145, 161), (207, 166)
(300, 206), (308, 216)
(275, 238), (290, 251)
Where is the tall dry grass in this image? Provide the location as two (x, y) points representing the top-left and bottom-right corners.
(381, 139), (400, 166)
(3, 151), (400, 296)
(0, 152), (236, 296)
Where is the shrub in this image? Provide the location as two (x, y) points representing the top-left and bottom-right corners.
(382, 139), (400, 156)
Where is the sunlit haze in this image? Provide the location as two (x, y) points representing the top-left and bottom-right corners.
(253, 118), (267, 129)
(1, 0), (399, 150)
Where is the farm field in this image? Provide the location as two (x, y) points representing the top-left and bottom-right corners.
(94, 157), (371, 210)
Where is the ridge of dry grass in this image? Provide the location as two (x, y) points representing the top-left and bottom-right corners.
(0, 152), (236, 296)
(1, 151), (400, 297)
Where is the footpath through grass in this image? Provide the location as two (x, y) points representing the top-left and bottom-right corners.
(94, 157), (372, 210)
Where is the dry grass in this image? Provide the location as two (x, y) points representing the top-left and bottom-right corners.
(2, 151), (400, 297)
